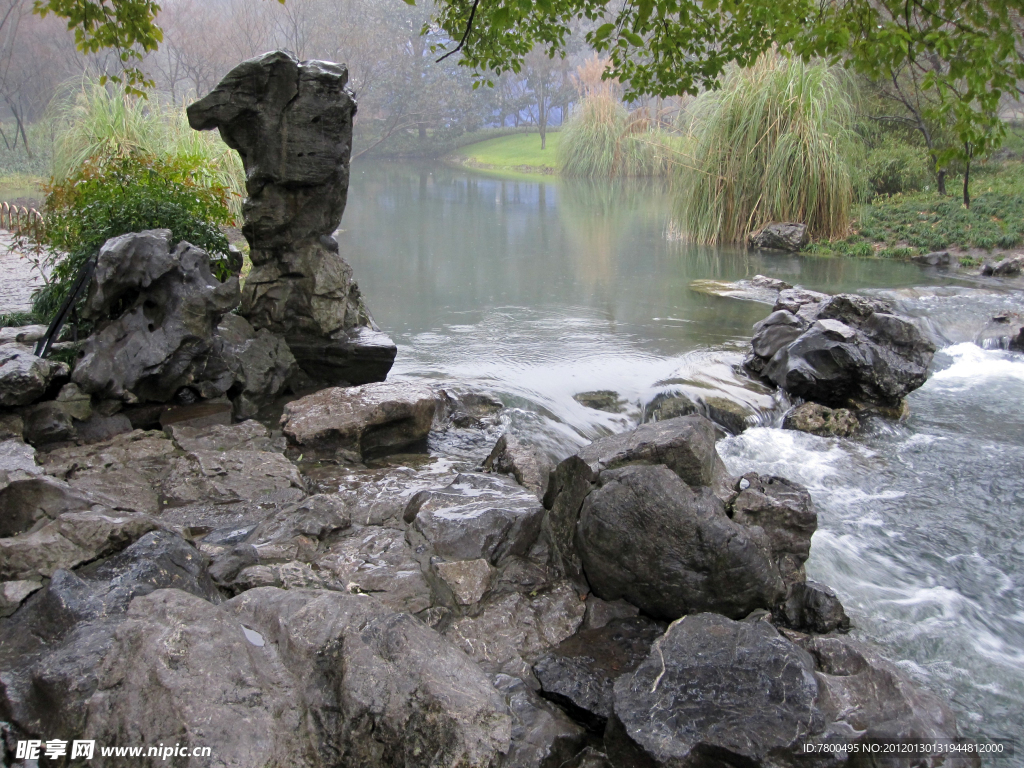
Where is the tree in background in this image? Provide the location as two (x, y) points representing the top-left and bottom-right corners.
(426, 0), (1024, 207)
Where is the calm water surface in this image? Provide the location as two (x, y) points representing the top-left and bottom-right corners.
(341, 160), (1024, 755)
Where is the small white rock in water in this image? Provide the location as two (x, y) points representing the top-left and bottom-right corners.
(241, 624), (265, 647)
(738, 478), (751, 490)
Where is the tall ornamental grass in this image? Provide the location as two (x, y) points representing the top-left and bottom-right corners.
(49, 80), (245, 219)
(558, 56), (671, 178)
(675, 54), (860, 244)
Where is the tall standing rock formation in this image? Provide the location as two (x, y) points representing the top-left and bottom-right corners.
(187, 51), (396, 385)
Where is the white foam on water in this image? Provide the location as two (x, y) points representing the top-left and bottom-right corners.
(719, 427), (851, 488)
(926, 343), (1024, 390)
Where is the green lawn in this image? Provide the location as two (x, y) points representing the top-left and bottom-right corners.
(449, 132), (561, 174)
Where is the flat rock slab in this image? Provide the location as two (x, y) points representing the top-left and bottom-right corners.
(162, 449), (306, 507)
(577, 415), (723, 488)
(406, 472), (545, 565)
(281, 381), (436, 459)
(167, 419), (285, 453)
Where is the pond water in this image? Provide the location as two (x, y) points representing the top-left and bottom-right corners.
(342, 159), (1024, 754)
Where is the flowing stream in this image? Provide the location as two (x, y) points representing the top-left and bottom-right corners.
(341, 159), (1024, 753)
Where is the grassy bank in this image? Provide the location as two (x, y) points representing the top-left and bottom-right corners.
(809, 161), (1024, 263)
(448, 133), (561, 174)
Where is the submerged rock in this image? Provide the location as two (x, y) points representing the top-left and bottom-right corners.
(783, 402), (860, 437)
(574, 390), (627, 413)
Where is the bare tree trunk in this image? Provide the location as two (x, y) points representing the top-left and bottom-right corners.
(962, 143), (972, 208)
(538, 79), (547, 149)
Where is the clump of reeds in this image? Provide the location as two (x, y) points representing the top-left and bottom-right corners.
(674, 53), (860, 244)
(48, 80), (245, 220)
(558, 56), (671, 178)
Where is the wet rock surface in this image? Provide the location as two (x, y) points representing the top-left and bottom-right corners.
(577, 464), (786, 620)
(281, 381), (436, 459)
(746, 292), (936, 410)
(783, 401), (860, 436)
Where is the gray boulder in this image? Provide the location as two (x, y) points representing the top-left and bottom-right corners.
(608, 614), (974, 768)
(912, 250), (951, 267)
(0, 347), (67, 407)
(749, 222), (810, 251)
(981, 255), (1024, 276)
(576, 465), (785, 620)
(0, 510), (159, 581)
(167, 418), (285, 453)
(0, 474), (96, 537)
(72, 230), (240, 403)
(495, 674), (588, 768)
(483, 433), (551, 500)
(188, 51), (396, 385)
(641, 391), (699, 423)
(609, 614), (823, 767)
(781, 580), (851, 634)
(281, 381), (436, 459)
(783, 402), (860, 437)
(405, 473), (545, 565)
(21, 401), (75, 446)
(729, 472), (817, 587)
(0, 531), (221, 738)
(162, 448), (306, 507)
(533, 617), (664, 731)
(198, 313), (297, 419)
(746, 293), (935, 409)
(316, 525), (433, 614)
(444, 581), (586, 684)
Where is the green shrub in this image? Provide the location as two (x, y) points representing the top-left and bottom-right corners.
(674, 54), (861, 245)
(0, 311), (37, 328)
(34, 153), (234, 321)
(866, 140), (931, 196)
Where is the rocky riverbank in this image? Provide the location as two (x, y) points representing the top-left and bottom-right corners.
(0, 365), (979, 766)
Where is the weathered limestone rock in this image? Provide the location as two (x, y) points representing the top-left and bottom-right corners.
(483, 432), (551, 500)
(162, 449), (306, 507)
(912, 250), (951, 267)
(188, 50), (396, 384)
(729, 472), (817, 587)
(781, 580), (851, 634)
(608, 614), (974, 768)
(444, 581), (586, 683)
(281, 381), (436, 459)
(576, 465), (786, 620)
(981, 254), (1024, 276)
(317, 525), (433, 614)
(0, 578), (42, 617)
(495, 674), (588, 768)
(167, 418), (285, 453)
(0, 438), (38, 487)
(0, 474), (96, 537)
(783, 401), (860, 437)
(434, 558), (494, 605)
(576, 415), (725, 488)
(746, 293), (935, 409)
(406, 473), (545, 565)
(72, 230), (240, 403)
(533, 617), (664, 731)
(749, 222), (810, 252)
(21, 400), (75, 446)
(198, 313), (298, 419)
(0, 511), (159, 581)
(0, 531), (221, 738)
(610, 614), (823, 767)
(0, 347), (67, 407)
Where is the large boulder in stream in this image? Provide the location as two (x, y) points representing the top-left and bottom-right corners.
(543, 415), (826, 624)
(745, 292), (935, 410)
(188, 50), (396, 385)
